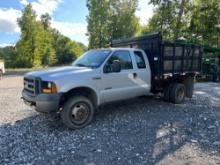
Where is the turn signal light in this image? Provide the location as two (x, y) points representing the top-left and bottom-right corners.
(42, 82), (57, 94)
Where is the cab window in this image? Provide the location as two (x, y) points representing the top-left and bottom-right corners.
(108, 51), (133, 70)
(134, 51), (146, 69)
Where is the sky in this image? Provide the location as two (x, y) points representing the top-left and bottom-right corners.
(0, 0), (154, 47)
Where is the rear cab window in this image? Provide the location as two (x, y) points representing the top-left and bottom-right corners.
(134, 51), (146, 69)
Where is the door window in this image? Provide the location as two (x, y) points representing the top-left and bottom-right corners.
(134, 51), (146, 69)
(108, 51), (133, 70)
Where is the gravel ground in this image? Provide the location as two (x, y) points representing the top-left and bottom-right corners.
(0, 75), (220, 165)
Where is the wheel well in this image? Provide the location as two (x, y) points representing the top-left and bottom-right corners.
(59, 87), (98, 108)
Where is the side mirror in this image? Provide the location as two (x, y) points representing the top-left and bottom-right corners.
(103, 64), (111, 73)
(103, 60), (121, 73)
(111, 60), (121, 72)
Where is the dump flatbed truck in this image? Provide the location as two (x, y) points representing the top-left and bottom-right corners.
(22, 32), (203, 129)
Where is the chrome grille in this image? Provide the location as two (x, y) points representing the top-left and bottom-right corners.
(24, 77), (39, 96)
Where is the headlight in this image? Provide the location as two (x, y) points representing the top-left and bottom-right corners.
(41, 81), (57, 94)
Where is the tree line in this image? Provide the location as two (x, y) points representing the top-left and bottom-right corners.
(0, 4), (86, 68)
(143, 0), (220, 47)
(0, 0), (219, 68)
(88, 0), (220, 48)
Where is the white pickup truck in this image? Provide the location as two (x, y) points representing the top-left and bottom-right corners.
(22, 33), (203, 129)
(0, 60), (5, 79)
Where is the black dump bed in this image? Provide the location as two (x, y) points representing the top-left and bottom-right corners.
(111, 32), (203, 80)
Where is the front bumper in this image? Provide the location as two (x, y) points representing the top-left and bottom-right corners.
(22, 90), (62, 113)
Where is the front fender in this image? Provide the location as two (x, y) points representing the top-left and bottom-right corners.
(58, 83), (101, 106)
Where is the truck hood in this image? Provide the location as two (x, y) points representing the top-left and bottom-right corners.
(25, 66), (94, 81)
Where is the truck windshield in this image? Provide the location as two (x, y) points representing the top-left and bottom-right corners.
(72, 50), (111, 68)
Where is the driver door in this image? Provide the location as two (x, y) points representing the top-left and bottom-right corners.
(100, 50), (138, 103)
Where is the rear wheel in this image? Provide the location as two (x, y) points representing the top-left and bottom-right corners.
(61, 96), (94, 129)
(163, 84), (172, 102)
(170, 83), (186, 104)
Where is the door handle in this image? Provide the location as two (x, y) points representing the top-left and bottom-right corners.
(133, 73), (137, 78)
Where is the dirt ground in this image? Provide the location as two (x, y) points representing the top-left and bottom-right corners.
(0, 75), (220, 165)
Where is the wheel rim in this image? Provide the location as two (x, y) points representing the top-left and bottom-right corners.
(71, 102), (90, 125)
(177, 87), (185, 100)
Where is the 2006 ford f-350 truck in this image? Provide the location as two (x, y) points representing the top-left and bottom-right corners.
(22, 33), (203, 129)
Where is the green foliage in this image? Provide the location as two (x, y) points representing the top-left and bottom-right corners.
(1, 0), (219, 70)
(144, 0), (220, 47)
(0, 4), (86, 68)
(202, 46), (220, 74)
(53, 31), (84, 65)
(87, 0), (110, 48)
(0, 46), (16, 68)
(41, 13), (51, 29)
(15, 4), (56, 67)
(87, 0), (140, 49)
(146, 0), (220, 75)
(144, 0), (183, 40)
(187, 0), (220, 47)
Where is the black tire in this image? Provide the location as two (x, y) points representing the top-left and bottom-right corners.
(61, 96), (94, 129)
(184, 76), (194, 98)
(163, 84), (172, 102)
(170, 83), (186, 104)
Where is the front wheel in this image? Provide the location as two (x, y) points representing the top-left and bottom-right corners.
(61, 96), (94, 129)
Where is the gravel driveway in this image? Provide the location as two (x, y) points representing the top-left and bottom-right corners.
(0, 75), (220, 165)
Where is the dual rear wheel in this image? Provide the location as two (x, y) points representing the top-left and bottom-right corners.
(164, 83), (186, 104)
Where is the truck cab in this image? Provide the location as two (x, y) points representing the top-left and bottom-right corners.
(22, 48), (152, 129)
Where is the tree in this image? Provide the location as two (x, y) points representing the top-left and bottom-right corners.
(87, 0), (140, 49)
(174, 0), (188, 40)
(0, 46), (16, 68)
(16, 4), (39, 67)
(52, 31), (84, 64)
(109, 0), (140, 40)
(145, 0), (220, 47)
(0, 4), (87, 68)
(77, 42), (88, 52)
(41, 13), (51, 29)
(187, 0), (220, 47)
(87, 0), (110, 48)
(16, 5), (57, 67)
(40, 14), (57, 66)
(145, 0), (180, 40)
